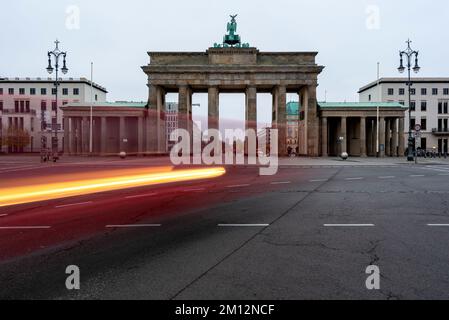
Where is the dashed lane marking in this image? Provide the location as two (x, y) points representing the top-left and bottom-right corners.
(270, 181), (291, 185)
(324, 224), (375, 227)
(218, 224), (270, 227)
(345, 177), (364, 181)
(379, 176), (395, 179)
(55, 201), (92, 208)
(0, 226), (51, 230)
(125, 193), (158, 199)
(226, 184), (251, 188)
(106, 224), (161, 228)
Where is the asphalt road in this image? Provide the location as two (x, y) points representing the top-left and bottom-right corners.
(0, 159), (449, 300)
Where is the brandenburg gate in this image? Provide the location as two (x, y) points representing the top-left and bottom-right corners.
(142, 15), (324, 156)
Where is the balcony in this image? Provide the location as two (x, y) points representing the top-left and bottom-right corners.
(432, 128), (449, 136)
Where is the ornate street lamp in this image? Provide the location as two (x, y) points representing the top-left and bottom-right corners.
(46, 39), (68, 162)
(398, 39), (420, 162)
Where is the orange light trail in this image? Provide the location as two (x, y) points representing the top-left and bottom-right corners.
(0, 167), (226, 207)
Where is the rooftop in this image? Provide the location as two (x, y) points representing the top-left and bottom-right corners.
(64, 101), (147, 108)
(358, 77), (449, 93)
(0, 77), (108, 93)
(319, 102), (407, 109)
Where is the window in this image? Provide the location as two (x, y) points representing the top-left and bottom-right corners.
(421, 88), (427, 95)
(421, 101), (427, 112)
(30, 88), (36, 95)
(388, 88), (394, 95)
(52, 88), (57, 95)
(19, 88), (25, 95)
(433, 88), (438, 95)
(444, 88), (449, 95)
(368, 94), (372, 101)
(52, 101), (57, 111)
(411, 88), (416, 95)
(421, 137), (427, 150)
(421, 118), (427, 131)
(41, 100), (47, 111)
(399, 88), (405, 95)
(411, 118), (416, 129)
(62, 100), (68, 105)
(445, 102), (449, 114)
(95, 94), (98, 101)
(399, 100), (405, 105)
(8, 88), (14, 95)
(41, 88), (47, 95)
(0, 100), (3, 111)
(20, 100), (24, 113)
(25, 101), (30, 113)
(62, 88), (68, 95)
(0, 88), (3, 95)
(410, 101), (416, 111)
(439, 102), (443, 114)
(14, 101), (19, 112)
(73, 88), (79, 95)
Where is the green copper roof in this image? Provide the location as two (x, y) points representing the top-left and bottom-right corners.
(319, 102), (407, 109)
(286, 101), (301, 115)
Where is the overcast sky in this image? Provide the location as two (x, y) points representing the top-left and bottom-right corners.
(1, 0), (449, 127)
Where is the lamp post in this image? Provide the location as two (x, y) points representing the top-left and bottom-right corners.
(46, 39), (68, 162)
(398, 39), (420, 162)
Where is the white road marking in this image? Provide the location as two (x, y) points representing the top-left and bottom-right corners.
(409, 175), (425, 177)
(427, 224), (449, 227)
(309, 179), (328, 182)
(345, 177), (364, 181)
(183, 188), (206, 192)
(0, 226), (51, 230)
(324, 224), (375, 227)
(125, 193), (158, 199)
(226, 184), (250, 188)
(218, 224), (270, 227)
(438, 173), (449, 176)
(270, 181), (291, 185)
(379, 176), (395, 179)
(55, 201), (92, 208)
(106, 224), (161, 228)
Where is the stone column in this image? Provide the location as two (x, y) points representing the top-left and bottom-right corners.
(306, 85), (319, 156)
(246, 86), (257, 156)
(379, 117), (386, 157)
(63, 117), (70, 154)
(157, 87), (166, 153)
(392, 118), (399, 157)
(276, 85), (287, 156)
(101, 117), (107, 155)
(321, 117), (328, 157)
(398, 117), (405, 156)
(340, 116), (347, 154)
(147, 84), (158, 153)
(208, 86), (219, 130)
(360, 116), (367, 157)
(76, 118), (82, 155)
(385, 119), (391, 156)
(138, 116), (144, 154)
(119, 117), (126, 152)
(178, 85), (192, 153)
(82, 116), (89, 154)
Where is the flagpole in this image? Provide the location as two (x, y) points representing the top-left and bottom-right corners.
(376, 62), (380, 157)
(89, 62), (93, 154)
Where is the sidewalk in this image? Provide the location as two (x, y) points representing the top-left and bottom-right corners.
(1, 154), (449, 167)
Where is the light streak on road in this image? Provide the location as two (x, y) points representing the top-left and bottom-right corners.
(0, 167), (226, 207)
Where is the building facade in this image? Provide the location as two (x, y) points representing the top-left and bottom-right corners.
(0, 77), (107, 153)
(359, 78), (449, 154)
